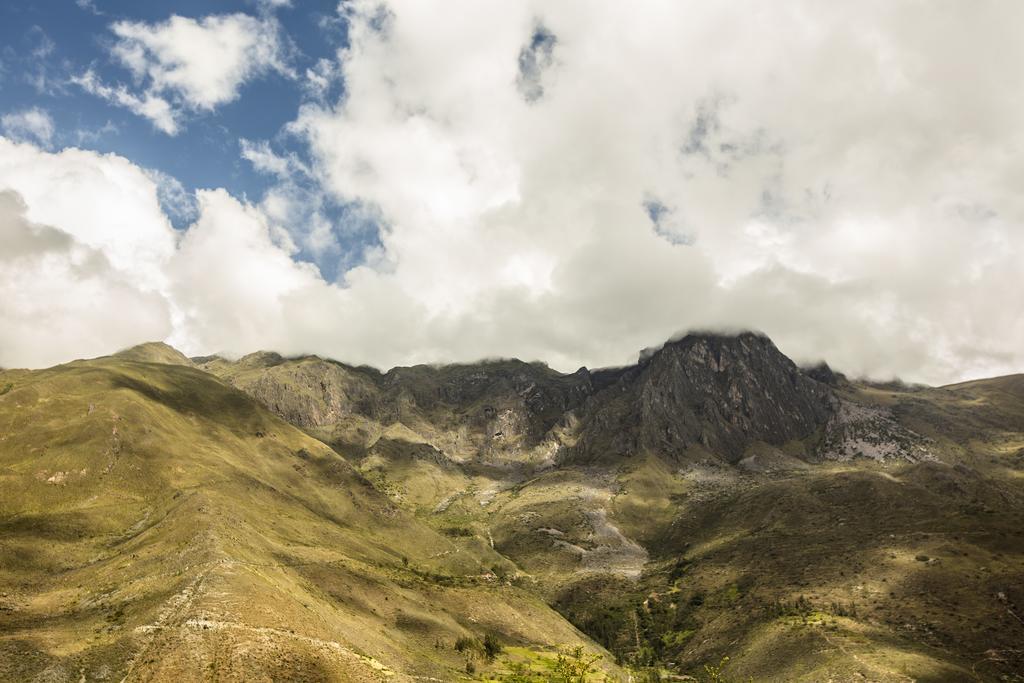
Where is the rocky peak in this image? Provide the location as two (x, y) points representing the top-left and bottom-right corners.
(803, 361), (842, 386)
(570, 332), (835, 462)
(236, 350), (287, 369)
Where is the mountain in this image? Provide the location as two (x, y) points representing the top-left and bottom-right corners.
(567, 332), (834, 463)
(2, 332), (1023, 681)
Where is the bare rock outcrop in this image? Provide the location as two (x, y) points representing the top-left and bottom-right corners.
(819, 400), (935, 463)
(568, 332), (835, 462)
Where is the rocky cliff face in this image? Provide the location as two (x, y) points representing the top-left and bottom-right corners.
(199, 354), (594, 463)
(199, 352), (384, 429)
(819, 400), (935, 463)
(196, 332), (958, 467)
(198, 332), (839, 465)
(568, 332), (835, 462)
(195, 331), (979, 470)
(381, 361), (593, 450)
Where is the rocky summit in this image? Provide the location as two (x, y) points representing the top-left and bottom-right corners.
(1, 332), (1023, 682)
(569, 332), (835, 463)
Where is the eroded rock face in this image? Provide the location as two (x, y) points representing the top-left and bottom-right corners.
(202, 354), (594, 462)
(245, 361), (383, 429)
(202, 332), (947, 466)
(804, 362), (842, 386)
(568, 332), (835, 462)
(380, 361), (593, 450)
(207, 354), (384, 430)
(819, 400), (935, 463)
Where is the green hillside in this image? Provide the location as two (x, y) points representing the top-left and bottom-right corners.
(0, 356), (618, 682)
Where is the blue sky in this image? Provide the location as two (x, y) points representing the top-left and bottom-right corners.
(0, 0), (353, 265)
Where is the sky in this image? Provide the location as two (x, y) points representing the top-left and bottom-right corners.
(1, 1), (1023, 386)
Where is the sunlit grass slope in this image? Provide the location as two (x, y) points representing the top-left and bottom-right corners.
(0, 354), (615, 682)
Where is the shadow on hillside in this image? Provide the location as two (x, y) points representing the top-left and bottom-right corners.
(106, 366), (266, 432)
(0, 510), (92, 543)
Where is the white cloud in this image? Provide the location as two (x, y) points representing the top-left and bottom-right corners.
(0, 189), (171, 369)
(75, 0), (103, 15)
(239, 138), (296, 179)
(111, 13), (293, 109)
(1, 108), (55, 147)
(302, 57), (340, 101)
(4, 2), (1024, 386)
(257, 0), (292, 10)
(73, 119), (119, 146)
(167, 189), (326, 353)
(0, 136), (337, 367)
(0, 138), (177, 368)
(239, 138), (341, 262)
(73, 70), (179, 135)
(0, 138), (177, 293)
(76, 13), (293, 134)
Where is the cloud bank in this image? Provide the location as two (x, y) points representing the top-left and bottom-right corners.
(3, 1), (1024, 386)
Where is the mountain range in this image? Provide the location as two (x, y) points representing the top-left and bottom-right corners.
(1, 332), (1022, 681)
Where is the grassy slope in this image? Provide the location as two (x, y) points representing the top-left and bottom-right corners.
(119, 350), (1024, 681)
(0, 358), (616, 682)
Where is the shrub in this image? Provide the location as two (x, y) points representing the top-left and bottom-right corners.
(553, 645), (602, 682)
(638, 670), (663, 683)
(700, 655), (752, 683)
(703, 656), (730, 682)
(454, 636), (478, 653)
(828, 601), (857, 618)
(483, 633), (503, 661)
(667, 557), (691, 582)
(768, 595), (813, 618)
